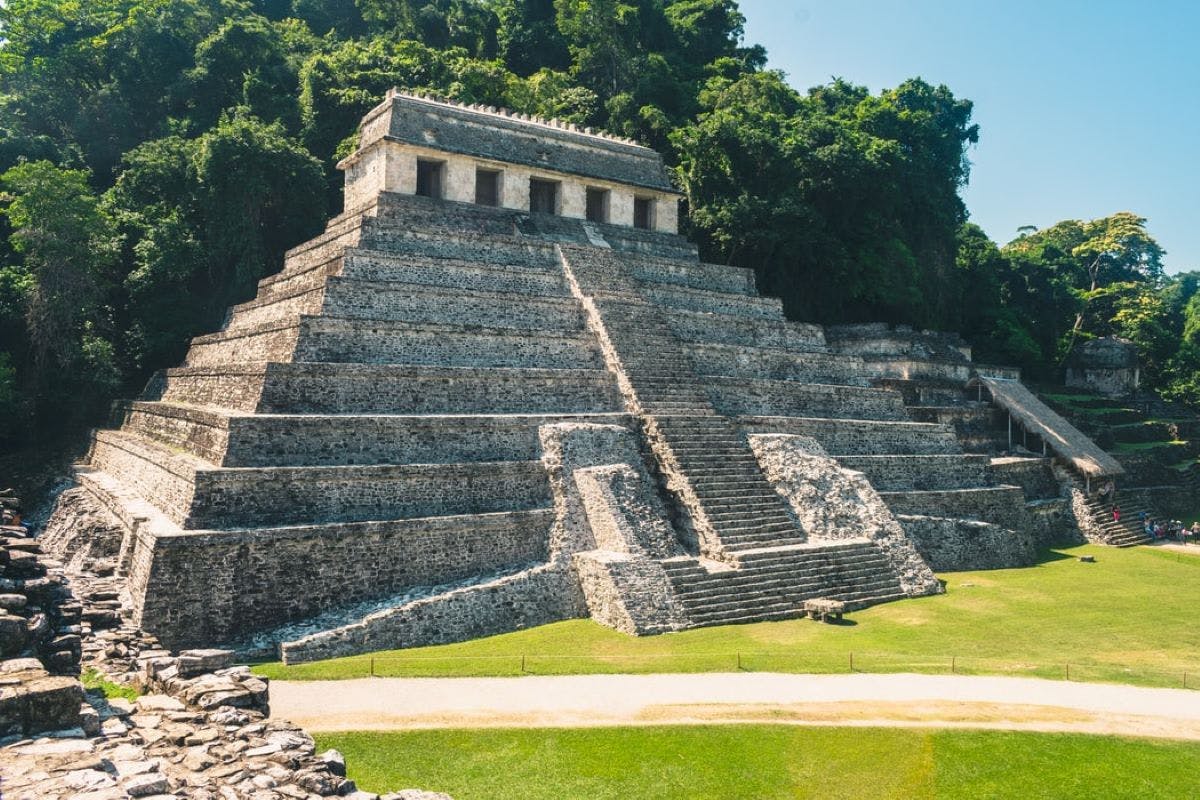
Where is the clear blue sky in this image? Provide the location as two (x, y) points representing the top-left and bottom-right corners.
(738, 0), (1200, 273)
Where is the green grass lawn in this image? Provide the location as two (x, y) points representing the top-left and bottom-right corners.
(255, 545), (1200, 688)
(315, 726), (1200, 799)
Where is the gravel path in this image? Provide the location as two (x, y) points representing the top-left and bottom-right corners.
(272, 673), (1200, 740)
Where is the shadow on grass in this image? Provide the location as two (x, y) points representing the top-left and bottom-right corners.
(1037, 548), (1077, 565)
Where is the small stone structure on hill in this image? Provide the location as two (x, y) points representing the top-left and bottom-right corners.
(1065, 337), (1140, 397)
(42, 91), (1119, 663)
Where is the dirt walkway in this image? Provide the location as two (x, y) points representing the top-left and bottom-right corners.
(272, 673), (1200, 740)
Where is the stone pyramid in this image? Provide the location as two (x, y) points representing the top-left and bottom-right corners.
(44, 92), (1095, 661)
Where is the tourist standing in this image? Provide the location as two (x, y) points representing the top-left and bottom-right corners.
(1112, 505), (1121, 523)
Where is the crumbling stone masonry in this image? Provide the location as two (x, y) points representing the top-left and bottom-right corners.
(43, 92), (1105, 660)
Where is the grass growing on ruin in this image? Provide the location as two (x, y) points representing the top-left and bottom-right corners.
(81, 668), (141, 701)
(255, 545), (1200, 688)
(315, 726), (1200, 799)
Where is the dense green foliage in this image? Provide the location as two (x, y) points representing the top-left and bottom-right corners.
(255, 544), (1200, 688)
(317, 726), (1200, 798)
(0, 0), (1194, 443)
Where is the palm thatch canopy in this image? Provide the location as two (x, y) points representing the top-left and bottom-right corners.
(970, 376), (1125, 478)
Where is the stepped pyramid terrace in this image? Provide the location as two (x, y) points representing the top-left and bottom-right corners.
(43, 91), (1123, 663)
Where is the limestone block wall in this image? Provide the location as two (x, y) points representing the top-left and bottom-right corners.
(280, 562), (585, 664)
(708, 380), (909, 421)
(219, 413), (633, 468)
(641, 284), (783, 318)
(896, 514), (1038, 571)
(87, 432), (198, 527)
(249, 364), (622, 415)
(1065, 366), (1140, 397)
(739, 417), (962, 456)
(189, 461), (551, 529)
(538, 422), (679, 558)
(987, 457), (1059, 500)
(357, 225), (559, 270)
(833, 454), (989, 492)
(689, 344), (870, 385)
(116, 401), (230, 466)
(878, 486), (1031, 531)
(748, 434), (940, 597)
(291, 318), (604, 369)
(148, 366), (269, 413)
(1026, 498), (1082, 547)
(133, 509), (556, 648)
(186, 322), (300, 367)
(572, 551), (688, 635)
(315, 278), (585, 330)
(626, 256), (755, 295)
(340, 250), (569, 296)
(666, 310), (826, 350)
(855, 357), (973, 383)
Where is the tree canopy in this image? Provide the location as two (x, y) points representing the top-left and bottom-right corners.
(0, 0), (1193, 443)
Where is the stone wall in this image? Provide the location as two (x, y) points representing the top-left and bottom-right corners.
(292, 317), (604, 369)
(834, 454), (988, 492)
(987, 457), (1059, 500)
(44, 479), (556, 649)
(709, 380), (908, 421)
(688, 343), (869, 385)
(252, 364), (621, 416)
(140, 508), (553, 647)
(896, 514), (1038, 572)
(739, 417), (962, 456)
(1026, 498), (1082, 547)
(280, 563), (585, 663)
(878, 486), (1031, 531)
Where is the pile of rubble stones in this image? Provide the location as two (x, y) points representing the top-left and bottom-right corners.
(1, 523), (84, 739)
(0, 520), (451, 800)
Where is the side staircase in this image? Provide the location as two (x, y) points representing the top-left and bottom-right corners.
(1081, 490), (1153, 547)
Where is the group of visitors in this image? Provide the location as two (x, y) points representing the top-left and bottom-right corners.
(1138, 510), (1197, 544)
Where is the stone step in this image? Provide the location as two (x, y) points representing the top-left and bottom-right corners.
(633, 283), (785, 320)
(663, 307), (828, 351)
(289, 317), (604, 369)
(357, 218), (560, 270)
(341, 248), (568, 295)
(707, 378), (910, 421)
(227, 277), (585, 334)
(186, 317), (607, 370)
(688, 343), (870, 386)
(609, 250), (758, 297)
(152, 363), (623, 415)
(739, 416), (964, 456)
(87, 430), (554, 529)
(184, 319), (301, 366)
(671, 565), (896, 595)
(682, 585), (903, 618)
(119, 401), (633, 467)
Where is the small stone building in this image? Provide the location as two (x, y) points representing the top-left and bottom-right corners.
(1065, 337), (1140, 397)
(340, 89), (681, 232)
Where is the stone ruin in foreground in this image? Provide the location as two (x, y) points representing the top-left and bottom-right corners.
(42, 91), (1124, 663)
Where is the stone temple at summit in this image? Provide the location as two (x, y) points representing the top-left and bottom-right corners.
(43, 90), (1123, 662)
